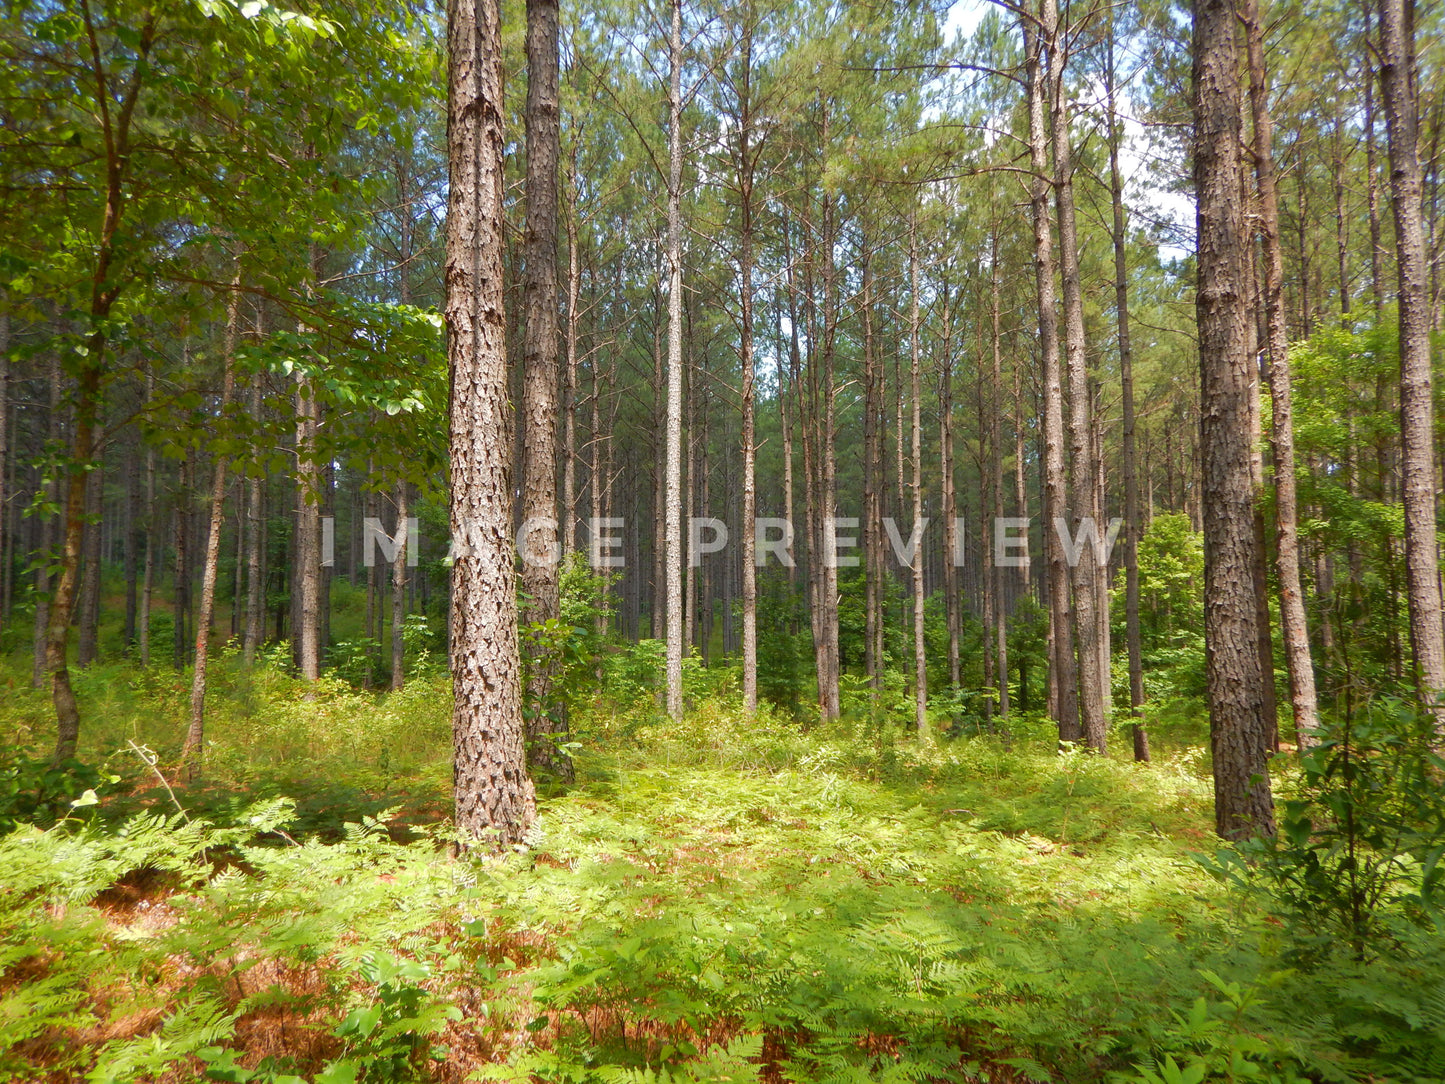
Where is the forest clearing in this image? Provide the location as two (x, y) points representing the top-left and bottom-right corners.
(4, 0), (1445, 1080)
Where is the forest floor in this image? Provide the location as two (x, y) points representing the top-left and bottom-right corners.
(0, 658), (1439, 1084)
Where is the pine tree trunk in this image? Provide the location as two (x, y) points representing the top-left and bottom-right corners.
(975, 338), (992, 722)
(1107, 25), (1148, 760)
(445, 0), (536, 844)
(243, 411), (264, 666)
(182, 270), (241, 774)
(1023, 14), (1079, 743)
(77, 462), (102, 668)
(45, 351), (98, 762)
(653, 292), (666, 642)
(1378, 0), (1445, 724)
(562, 153), (581, 557)
(908, 212), (927, 737)
(778, 294), (797, 593)
(519, 0), (564, 770)
(174, 454), (190, 672)
(1014, 363), (1031, 592)
(0, 309), (8, 640)
(1194, 0), (1276, 838)
(736, 26), (758, 715)
(819, 176), (841, 722)
(139, 370), (156, 668)
(1047, 0), (1105, 752)
(685, 380), (697, 652)
(1243, 0), (1319, 747)
(664, 0), (686, 721)
(590, 349), (605, 637)
(33, 356), (62, 689)
(989, 231), (1009, 719)
(790, 238), (827, 716)
(391, 482), (408, 691)
(1365, 2), (1385, 315)
(123, 450), (139, 650)
(941, 283), (960, 694)
(294, 380), (321, 681)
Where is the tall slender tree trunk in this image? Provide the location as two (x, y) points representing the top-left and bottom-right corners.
(1106, 20), (1148, 761)
(520, 0), (565, 770)
(1194, 0), (1275, 838)
(818, 175), (841, 722)
(1014, 363), (1031, 593)
(0, 309), (7, 640)
(652, 291), (666, 642)
(941, 281), (960, 693)
(1023, 14), (1078, 743)
(862, 248), (883, 691)
(778, 294), (797, 593)
(243, 400), (264, 667)
(77, 460), (103, 667)
(589, 348), (608, 640)
(1378, 0), (1445, 723)
(1365, 2), (1385, 315)
(735, 19), (759, 714)
(46, 14), (156, 761)
(1332, 106), (1352, 326)
(562, 151), (581, 557)
(45, 354), (100, 762)
(293, 372), (320, 681)
(231, 479), (244, 640)
(139, 368), (156, 669)
(182, 269), (241, 774)
(123, 449), (139, 650)
(293, 244), (322, 682)
(391, 482), (409, 691)
(908, 211), (927, 737)
(664, 0), (686, 721)
(974, 304), (994, 724)
(1243, 0), (1319, 747)
(33, 356), (61, 689)
(989, 229), (1009, 719)
(446, 0), (536, 844)
(1047, 0), (1105, 752)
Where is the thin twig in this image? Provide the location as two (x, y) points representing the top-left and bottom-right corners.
(126, 740), (190, 823)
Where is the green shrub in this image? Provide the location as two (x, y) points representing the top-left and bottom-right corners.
(1208, 699), (1445, 962)
(0, 748), (106, 831)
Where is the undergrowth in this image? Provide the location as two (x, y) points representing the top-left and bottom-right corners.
(0, 655), (1441, 1083)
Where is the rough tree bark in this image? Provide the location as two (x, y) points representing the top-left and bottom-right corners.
(1023, 13), (1079, 744)
(1046, 0), (1106, 752)
(1106, 15), (1148, 761)
(989, 226), (1009, 719)
(664, 0), (685, 722)
(941, 277), (960, 694)
(1242, 0), (1319, 747)
(562, 148), (581, 556)
(519, 0), (566, 770)
(909, 211), (927, 737)
(862, 245), (883, 691)
(446, 0), (536, 845)
(1378, 0), (1445, 723)
(733, 10), (759, 715)
(1193, 0), (1276, 838)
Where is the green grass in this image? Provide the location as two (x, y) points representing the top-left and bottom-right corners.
(2, 656), (1442, 1083)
